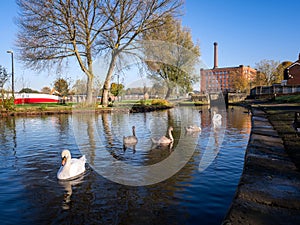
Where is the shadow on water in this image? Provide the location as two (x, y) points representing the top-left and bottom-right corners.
(0, 106), (251, 225)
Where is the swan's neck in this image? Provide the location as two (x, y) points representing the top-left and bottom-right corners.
(62, 157), (71, 170)
(168, 129), (174, 141)
(59, 158), (71, 178)
(132, 128), (136, 137)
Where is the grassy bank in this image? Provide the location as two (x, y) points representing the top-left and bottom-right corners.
(0, 103), (73, 116)
(274, 94), (300, 103)
(1, 99), (175, 116)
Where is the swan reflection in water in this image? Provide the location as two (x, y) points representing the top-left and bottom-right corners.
(185, 124), (201, 133)
(185, 125), (202, 137)
(151, 141), (174, 152)
(198, 109), (224, 173)
(123, 142), (137, 153)
(58, 175), (85, 210)
(212, 111), (222, 130)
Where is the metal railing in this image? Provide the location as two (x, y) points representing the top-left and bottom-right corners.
(250, 85), (300, 96)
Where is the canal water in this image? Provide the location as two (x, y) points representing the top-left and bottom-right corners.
(0, 106), (251, 225)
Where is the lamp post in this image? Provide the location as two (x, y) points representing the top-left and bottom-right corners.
(6, 50), (14, 99)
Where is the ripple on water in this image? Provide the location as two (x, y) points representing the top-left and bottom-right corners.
(0, 107), (250, 225)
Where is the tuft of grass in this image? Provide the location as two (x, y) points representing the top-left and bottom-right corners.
(274, 95), (300, 103)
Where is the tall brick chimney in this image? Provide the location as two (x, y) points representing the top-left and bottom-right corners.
(213, 42), (218, 69)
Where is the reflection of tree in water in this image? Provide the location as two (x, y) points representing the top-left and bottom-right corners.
(0, 117), (17, 167)
(57, 114), (69, 134)
(54, 114), (73, 147)
(101, 113), (114, 147)
(86, 114), (97, 164)
(71, 113), (98, 165)
(76, 113), (97, 165)
(101, 113), (126, 160)
(227, 106), (251, 132)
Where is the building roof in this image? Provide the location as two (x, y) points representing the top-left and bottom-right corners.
(286, 53), (300, 68)
(201, 65), (256, 71)
(286, 62), (300, 71)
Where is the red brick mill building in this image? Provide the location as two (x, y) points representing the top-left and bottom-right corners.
(200, 42), (257, 93)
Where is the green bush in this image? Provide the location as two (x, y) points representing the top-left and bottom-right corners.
(39, 104), (47, 111)
(1, 97), (15, 111)
(151, 99), (171, 106)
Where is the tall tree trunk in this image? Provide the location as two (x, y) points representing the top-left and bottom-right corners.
(164, 81), (174, 99)
(86, 74), (94, 105)
(86, 53), (94, 105)
(165, 86), (172, 99)
(101, 51), (118, 106)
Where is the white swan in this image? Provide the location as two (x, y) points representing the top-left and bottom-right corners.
(212, 111), (222, 122)
(123, 126), (138, 145)
(185, 125), (201, 132)
(212, 111), (222, 129)
(151, 126), (174, 145)
(57, 149), (86, 180)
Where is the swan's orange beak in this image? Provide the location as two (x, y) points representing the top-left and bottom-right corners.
(61, 156), (67, 166)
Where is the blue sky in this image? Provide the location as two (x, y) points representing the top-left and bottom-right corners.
(182, 0), (300, 68)
(0, 0), (300, 91)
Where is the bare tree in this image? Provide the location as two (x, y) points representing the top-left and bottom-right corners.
(0, 65), (9, 90)
(72, 79), (87, 95)
(255, 59), (280, 86)
(16, 0), (113, 104)
(99, 0), (183, 106)
(16, 0), (182, 106)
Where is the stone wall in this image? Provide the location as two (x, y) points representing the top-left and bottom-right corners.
(228, 93), (247, 103)
(222, 107), (300, 224)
